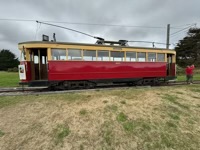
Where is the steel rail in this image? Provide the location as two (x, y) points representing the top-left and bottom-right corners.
(0, 81), (200, 97)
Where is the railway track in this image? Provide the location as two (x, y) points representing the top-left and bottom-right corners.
(0, 81), (200, 96)
(0, 87), (48, 96)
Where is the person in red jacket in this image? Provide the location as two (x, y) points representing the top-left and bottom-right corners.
(190, 64), (195, 83)
(185, 65), (195, 84)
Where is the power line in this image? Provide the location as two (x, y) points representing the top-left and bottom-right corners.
(170, 24), (197, 41)
(0, 18), (35, 22)
(2, 18), (198, 48)
(170, 30), (188, 40)
(37, 21), (169, 47)
(128, 40), (167, 45)
(40, 21), (168, 29)
(36, 20), (96, 38)
(0, 18), (190, 29)
(128, 40), (169, 48)
(170, 24), (196, 36)
(171, 23), (196, 28)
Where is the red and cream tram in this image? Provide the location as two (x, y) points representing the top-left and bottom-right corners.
(18, 40), (176, 89)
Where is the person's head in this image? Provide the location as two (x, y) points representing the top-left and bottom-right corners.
(187, 65), (190, 68)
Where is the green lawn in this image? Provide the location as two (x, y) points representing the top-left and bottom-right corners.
(0, 71), (19, 87)
(176, 74), (200, 81)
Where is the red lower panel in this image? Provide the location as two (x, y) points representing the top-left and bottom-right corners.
(48, 61), (167, 81)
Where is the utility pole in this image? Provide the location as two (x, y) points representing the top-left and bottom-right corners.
(166, 24), (170, 49)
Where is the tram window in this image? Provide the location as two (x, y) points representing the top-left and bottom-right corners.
(68, 49), (82, 60)
(126, 52), (136, 61)
(157, 53), (165, 62)
(97, 51), (109, 61)
(167, 56), (172, 63)
(34, 56), (39, 64)
(148, 53), (156, 62)
(21, 50), (26, 61)
(51, 49), (66, 60)
(110, 51), (124, 61)
(42, 56), (47, 64)
(137, 52), (146, 62)
(83, 50), (96, 61)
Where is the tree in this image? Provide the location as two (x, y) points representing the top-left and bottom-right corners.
(0, 49), (19, 71)
(175, 28), (200, 67)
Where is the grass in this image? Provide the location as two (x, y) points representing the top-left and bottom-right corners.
(122, 121), (135, 132)
(0, 130), (4, 137)
(101, 121), (114, 147)
(120, 100), (126, 104)
(168, 113), (180, 120)
(0, 93), (90, 108)
(53, 124), (70, 145)
(176, 74), (200, 81)
(166, 120), (178, 129)
(116, 112), (127, 122)
(192, 88), (200, 93)
(122, 119), (151, 133)
(105, 104), (118, 112)
(162, 94), (190, 110)
(79, 109), (87, 115)
(0, 96), (26, 108)
(0, 85), (200, 149)
(0, 71), (19, 87)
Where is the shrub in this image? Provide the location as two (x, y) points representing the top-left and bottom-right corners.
(176, 65), (184, 75)
(7, 67), (18, 72)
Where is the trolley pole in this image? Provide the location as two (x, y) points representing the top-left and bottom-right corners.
(166, 24), (170, 49)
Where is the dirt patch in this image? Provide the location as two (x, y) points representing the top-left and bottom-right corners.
(122, 90), (162, 120)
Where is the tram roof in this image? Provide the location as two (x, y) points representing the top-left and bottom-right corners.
(19, 41), (175, 51)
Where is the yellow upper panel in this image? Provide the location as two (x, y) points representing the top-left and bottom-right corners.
(18, 41), (176, 55)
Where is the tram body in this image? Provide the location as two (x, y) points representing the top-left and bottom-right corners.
(18, 41), (176, 88)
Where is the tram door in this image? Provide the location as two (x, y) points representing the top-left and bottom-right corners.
(167, 54), (173, 76)
(30, 49), (48, 80)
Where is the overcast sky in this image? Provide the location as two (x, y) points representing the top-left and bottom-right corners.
(0, 0), (200, 58)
